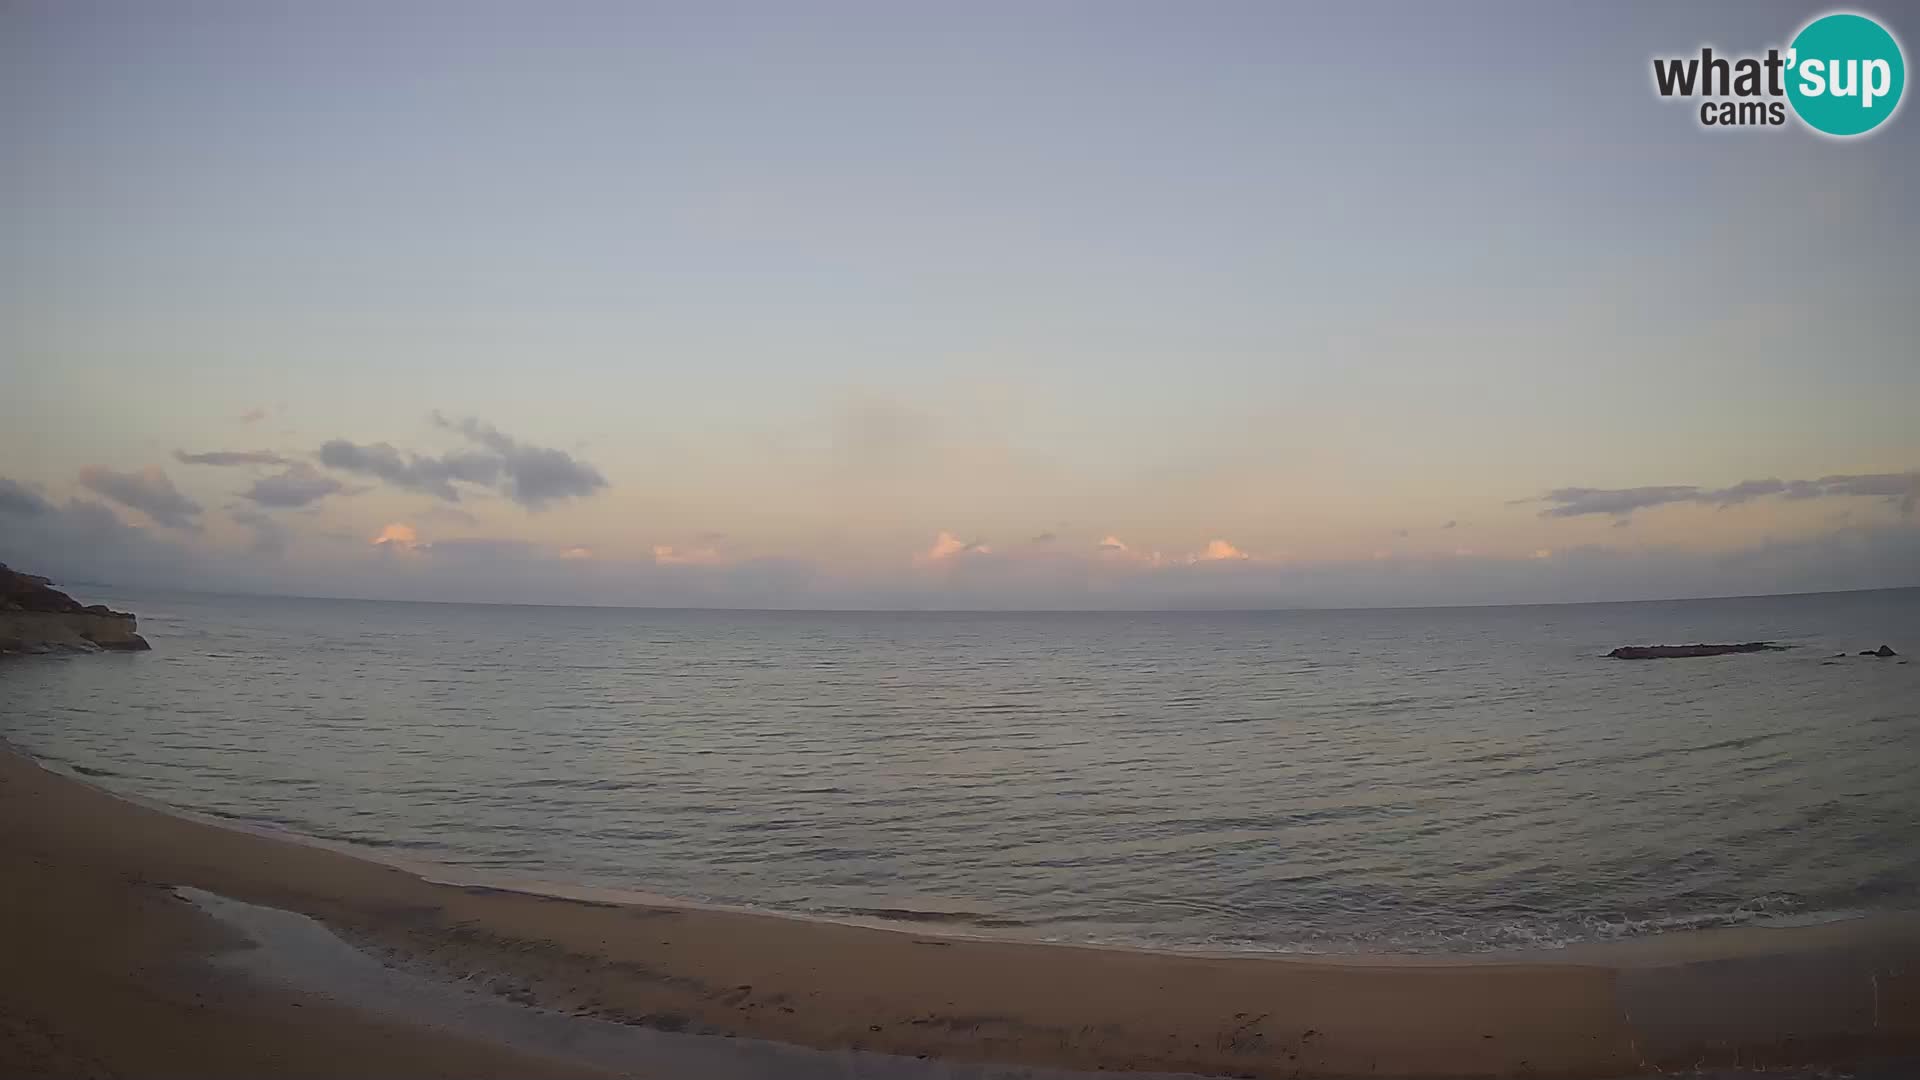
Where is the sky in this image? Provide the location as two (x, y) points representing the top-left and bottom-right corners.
(3, 1), (1917, 609)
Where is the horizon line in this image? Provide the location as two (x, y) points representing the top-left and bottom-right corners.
(57, 579), (1920, 618)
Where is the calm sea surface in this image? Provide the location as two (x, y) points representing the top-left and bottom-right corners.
(4, 588), (1917, 954)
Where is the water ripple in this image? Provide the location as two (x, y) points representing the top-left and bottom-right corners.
(3, 587), (1916, 953)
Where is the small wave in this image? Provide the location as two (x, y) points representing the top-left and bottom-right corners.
(203, 807), (295, 827)
(1344, 695), (1419, 709)
(1251, 895), (1865, 956)
(194, 808), (435, 853)
(70, 764), (120, 777)
(301, 829), (440, 851)
(834, 906), (1030, 929)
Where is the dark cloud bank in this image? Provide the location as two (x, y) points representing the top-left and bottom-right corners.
(242, 464), (344, 509)
(175, 449), (343, 509)
(176, 414), (606, 512)
(76, 466), (203, 531)
(174, 449), (290, 467)
(1528, 472), (1920, 519)
(0, 477), (53, 517)
(317, 413), (606, 509)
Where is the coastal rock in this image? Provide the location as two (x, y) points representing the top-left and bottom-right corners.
(1605, 642), (1784, 660)
(2, 567), (82, 613)
(0, 564), (148, 656)
(1859, 645), (1898, 657)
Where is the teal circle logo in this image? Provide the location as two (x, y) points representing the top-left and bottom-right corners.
(1786, 12), (1905, 136)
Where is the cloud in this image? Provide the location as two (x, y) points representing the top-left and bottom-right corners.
(0, 477), (53, 517)
(77, 465), (203, 530)
(848, 522), (1920, 609)
(1442, 520), (1458, 530)
(431, 412), (608, 508)
(239, 407), (268, 424)
(652, 543), (724, 566)
(1534, 485), (1701, 518)
(1096, 535), (1172, 566)
(5, 467), (1917, 609)
(915, 531), (991, 565)
(1193, 538), (1248, 562)
(371, 522), (423, 553)
(241, 464), (344, 508)
(1703, 478), (1786, 506)
(496, 442), (608, 507)
(0, 490), (195, 585)
(1029, 532), (1058, 545)
(367, 525), (579, 563)
(1529, 471), (1920, 519)
(1786, 473), (1920, 513)
(318, 439), (499, 502)
(319, 415), (608, 509)
(174, 449), (291, 467)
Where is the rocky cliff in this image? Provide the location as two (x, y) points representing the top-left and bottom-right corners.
(0, 564), (149, 656)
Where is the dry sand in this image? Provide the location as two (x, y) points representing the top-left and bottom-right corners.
(3, 744), (1916, 1078)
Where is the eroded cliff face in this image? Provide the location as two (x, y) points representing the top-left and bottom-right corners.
(0, 565), (150, 655)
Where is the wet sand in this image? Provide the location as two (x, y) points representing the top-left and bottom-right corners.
(3, 745), (1916, 1078)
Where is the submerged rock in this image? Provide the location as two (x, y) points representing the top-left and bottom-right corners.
(1860, 645), (1899, 658)
(1605, 642), (1785, 660)
(0, 564), (148, 656)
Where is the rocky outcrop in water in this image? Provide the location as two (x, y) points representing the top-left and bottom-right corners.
(1605, 642), (1785, 659)
(0, 564), (149, 655)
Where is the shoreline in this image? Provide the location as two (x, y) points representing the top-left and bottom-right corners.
(20, 744), (1904, 968)
(5, 744), (1919, 1076)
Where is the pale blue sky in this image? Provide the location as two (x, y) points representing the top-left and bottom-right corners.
(3, 1), (1917, 606)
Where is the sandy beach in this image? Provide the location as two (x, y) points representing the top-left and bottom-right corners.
(2, 745), (1916, 1078)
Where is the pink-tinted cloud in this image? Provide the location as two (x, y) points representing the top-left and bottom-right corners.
(1096, 534), (1171, 567)
(915, 531), (990, 565)
(652, 543), (724, 566)
(371, 522), (423, 553)
(1192, 538), (1248, 562)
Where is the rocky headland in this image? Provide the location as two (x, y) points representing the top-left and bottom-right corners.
(0, 564), (149, 656)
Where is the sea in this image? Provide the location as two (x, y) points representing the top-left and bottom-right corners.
(3, 586), (1916, 956)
